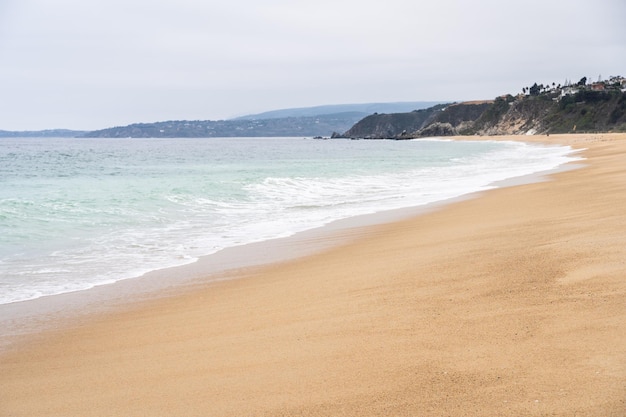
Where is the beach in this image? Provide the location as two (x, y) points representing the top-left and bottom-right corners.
(1, 133), (625, 416)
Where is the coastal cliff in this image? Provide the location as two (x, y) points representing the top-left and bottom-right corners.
(338, 77), (626, 139)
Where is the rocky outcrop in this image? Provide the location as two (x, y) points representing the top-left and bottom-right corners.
(415, 122), (456, 137)
(339, 104), (447, 139)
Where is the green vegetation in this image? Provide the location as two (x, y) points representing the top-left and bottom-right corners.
(548, 90), (626, 133)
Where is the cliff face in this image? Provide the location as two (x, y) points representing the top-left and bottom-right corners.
(340, 90), (626, 139)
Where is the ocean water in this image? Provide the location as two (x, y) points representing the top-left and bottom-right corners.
(0, 137), (580, 305)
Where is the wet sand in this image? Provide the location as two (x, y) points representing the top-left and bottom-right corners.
(1, 134), (625, 416)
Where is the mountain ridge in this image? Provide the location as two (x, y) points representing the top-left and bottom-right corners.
(233, 102), (443, 120)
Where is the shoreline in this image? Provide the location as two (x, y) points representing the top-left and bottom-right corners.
(0, 137), (582, 351)
(2, 133), (625, 416)
(0, 136), (579, 306)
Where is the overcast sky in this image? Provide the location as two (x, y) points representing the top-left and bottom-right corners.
(1, 0), (624, 130)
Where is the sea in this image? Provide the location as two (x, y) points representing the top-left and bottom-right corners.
(0, 136), (582, 306)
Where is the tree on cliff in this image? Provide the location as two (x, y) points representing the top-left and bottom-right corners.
(529, 83), (541, 96)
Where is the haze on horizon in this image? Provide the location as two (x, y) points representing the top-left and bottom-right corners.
(0, 0), (624, 131)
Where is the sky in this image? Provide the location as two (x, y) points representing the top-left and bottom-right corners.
(0, 0), (624, 131)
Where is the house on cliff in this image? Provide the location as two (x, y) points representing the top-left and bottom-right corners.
(591, 82), (605, 91)
(561, 86), (579, 97)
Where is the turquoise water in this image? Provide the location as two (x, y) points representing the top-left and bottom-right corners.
(0, 137), (580, 305)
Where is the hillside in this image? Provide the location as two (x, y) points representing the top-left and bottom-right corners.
(80, 112), (368, 138)
(339, 77), (626, 139)
(336, 105), (448, 139)
(0, 129), (86, 138)
(81, 102), (441, 138)
(0, 103), (438, 138)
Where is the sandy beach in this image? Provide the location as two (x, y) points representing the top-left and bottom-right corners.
(1, 133), (625, 416)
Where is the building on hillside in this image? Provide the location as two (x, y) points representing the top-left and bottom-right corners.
(591, 82), (605, 91)
(560, 86), (579, 97)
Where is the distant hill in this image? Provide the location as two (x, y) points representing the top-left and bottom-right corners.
(81, 112), (367, 138)
(0, 129), (86, 138)
(338, 77), (626, 139)
(0, 102), (442, 138)
(234, 102), (442, 120)
(80, 102), (444, 138)
(0, 102), (443, 138)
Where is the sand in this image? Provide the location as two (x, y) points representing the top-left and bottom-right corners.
(1, 134), (625, 416)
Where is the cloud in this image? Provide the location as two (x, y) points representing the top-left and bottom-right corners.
(0, 0), (624, 130)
